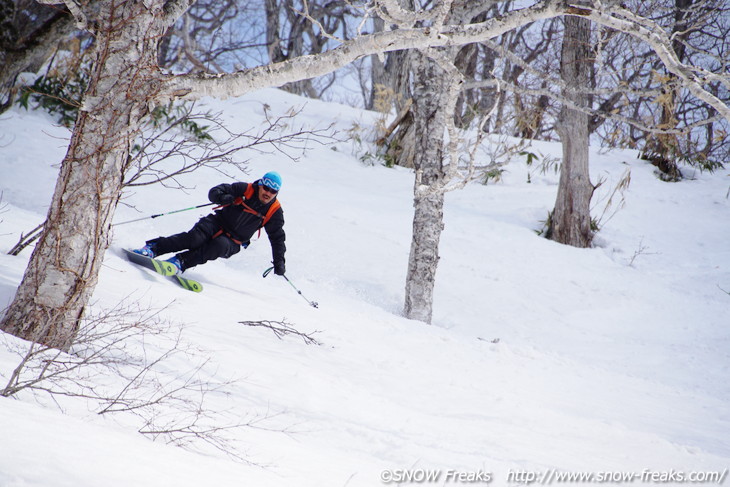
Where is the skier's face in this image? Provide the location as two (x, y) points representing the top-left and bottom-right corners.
(259, 185), (277, 203)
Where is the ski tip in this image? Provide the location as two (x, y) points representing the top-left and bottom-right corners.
(173, 276), (203, 292)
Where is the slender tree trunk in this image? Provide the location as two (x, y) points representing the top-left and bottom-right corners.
(549, 8), (594, 248)
(403, 53), (447, 324)
(642, 0), (692, 181)
(0, 0), (167, 349)
(264, 0), (285, 64)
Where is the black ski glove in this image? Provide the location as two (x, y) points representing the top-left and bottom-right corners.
(217, 193), (235, 205)
(209, 185), (235, 205)
(274, 261), (286, 276)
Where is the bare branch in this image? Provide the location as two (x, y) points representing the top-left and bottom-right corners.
(580, 4), (730, 121)
(0, 300), (256, 460)
(161, 0), (730, 130)
(35, 0), (87, 29)
(124, 102), (337, 189)
(239, 319), (323, 345)
(292, 0), (345, 43)
(161, 0), (567, 101)
(7, 222), (44, 256)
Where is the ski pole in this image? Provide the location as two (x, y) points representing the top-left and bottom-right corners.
(263, 267), (319, 308)
(113, 202), (217, 226)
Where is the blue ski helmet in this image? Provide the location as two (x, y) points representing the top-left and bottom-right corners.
(260, 171), (282, 192)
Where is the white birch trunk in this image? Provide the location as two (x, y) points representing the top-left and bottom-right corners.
(0, 0), (169, 348)
(403, 53), (447, 324)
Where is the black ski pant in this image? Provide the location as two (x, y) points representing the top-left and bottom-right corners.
(147, 215), (241, 271)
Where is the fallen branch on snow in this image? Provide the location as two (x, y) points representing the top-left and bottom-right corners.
(239, 320), (322, 346)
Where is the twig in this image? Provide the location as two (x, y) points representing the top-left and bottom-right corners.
(239, 320), (322, 346)
(627, 238), (658, 267)
(7, 222), (44, 256)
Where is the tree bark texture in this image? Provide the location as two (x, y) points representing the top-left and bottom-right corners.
(0, 2), (74, 113)
(0, 0), (168, 349)
(550, 9), (594, 248)
(403, 53), (447, 324)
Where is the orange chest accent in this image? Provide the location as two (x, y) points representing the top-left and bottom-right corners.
(234, 185), (281, 228)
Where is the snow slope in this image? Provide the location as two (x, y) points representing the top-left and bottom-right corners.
(0, 89), (728, 486)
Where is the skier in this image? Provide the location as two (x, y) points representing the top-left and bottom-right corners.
(133, 171), (285, 276)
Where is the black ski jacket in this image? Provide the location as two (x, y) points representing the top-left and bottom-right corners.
(208, 182), (286, 267)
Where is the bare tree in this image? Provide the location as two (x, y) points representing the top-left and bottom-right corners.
(264, 0), (358, 97)
(636, 0), (728, 177)
(367, 0), (415, 112)
(1, 0), (191, 349)
(403, 50), (449, 323)
(157, 0), (242, 73)
(1, 300), (251, 459)
(2, 0), (730, 344)
(590, 0), (729, 171)
(640, 0), (693, 181)
(548, 2), (596, 247)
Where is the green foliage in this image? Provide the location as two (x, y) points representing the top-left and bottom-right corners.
(359, 152), (376, 165)
(535, 210), (599, 239)
(348, 121), (397, 168)
(676, 152), (724, 174)
(359, 150), (396, 168)
(16, 50), (210, 146)
(640, 145), (724, 182)
(522, 150), (560, 183)
(481, 168), (505, 184)
(590, 218), (600, 232)
(17, 40), (91, 127)
(18, 72), (87, 127)
(380, 139), (399, 168)
(147, 103), (213, 142)
(535, 210), (553, 238)
(520, 150), (540, 166)
(382, 152), (397, 168)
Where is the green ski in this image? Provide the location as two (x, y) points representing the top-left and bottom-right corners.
(123, 248), (203, 292)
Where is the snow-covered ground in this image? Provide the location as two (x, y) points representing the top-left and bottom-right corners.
(0, 89), (728, 486)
